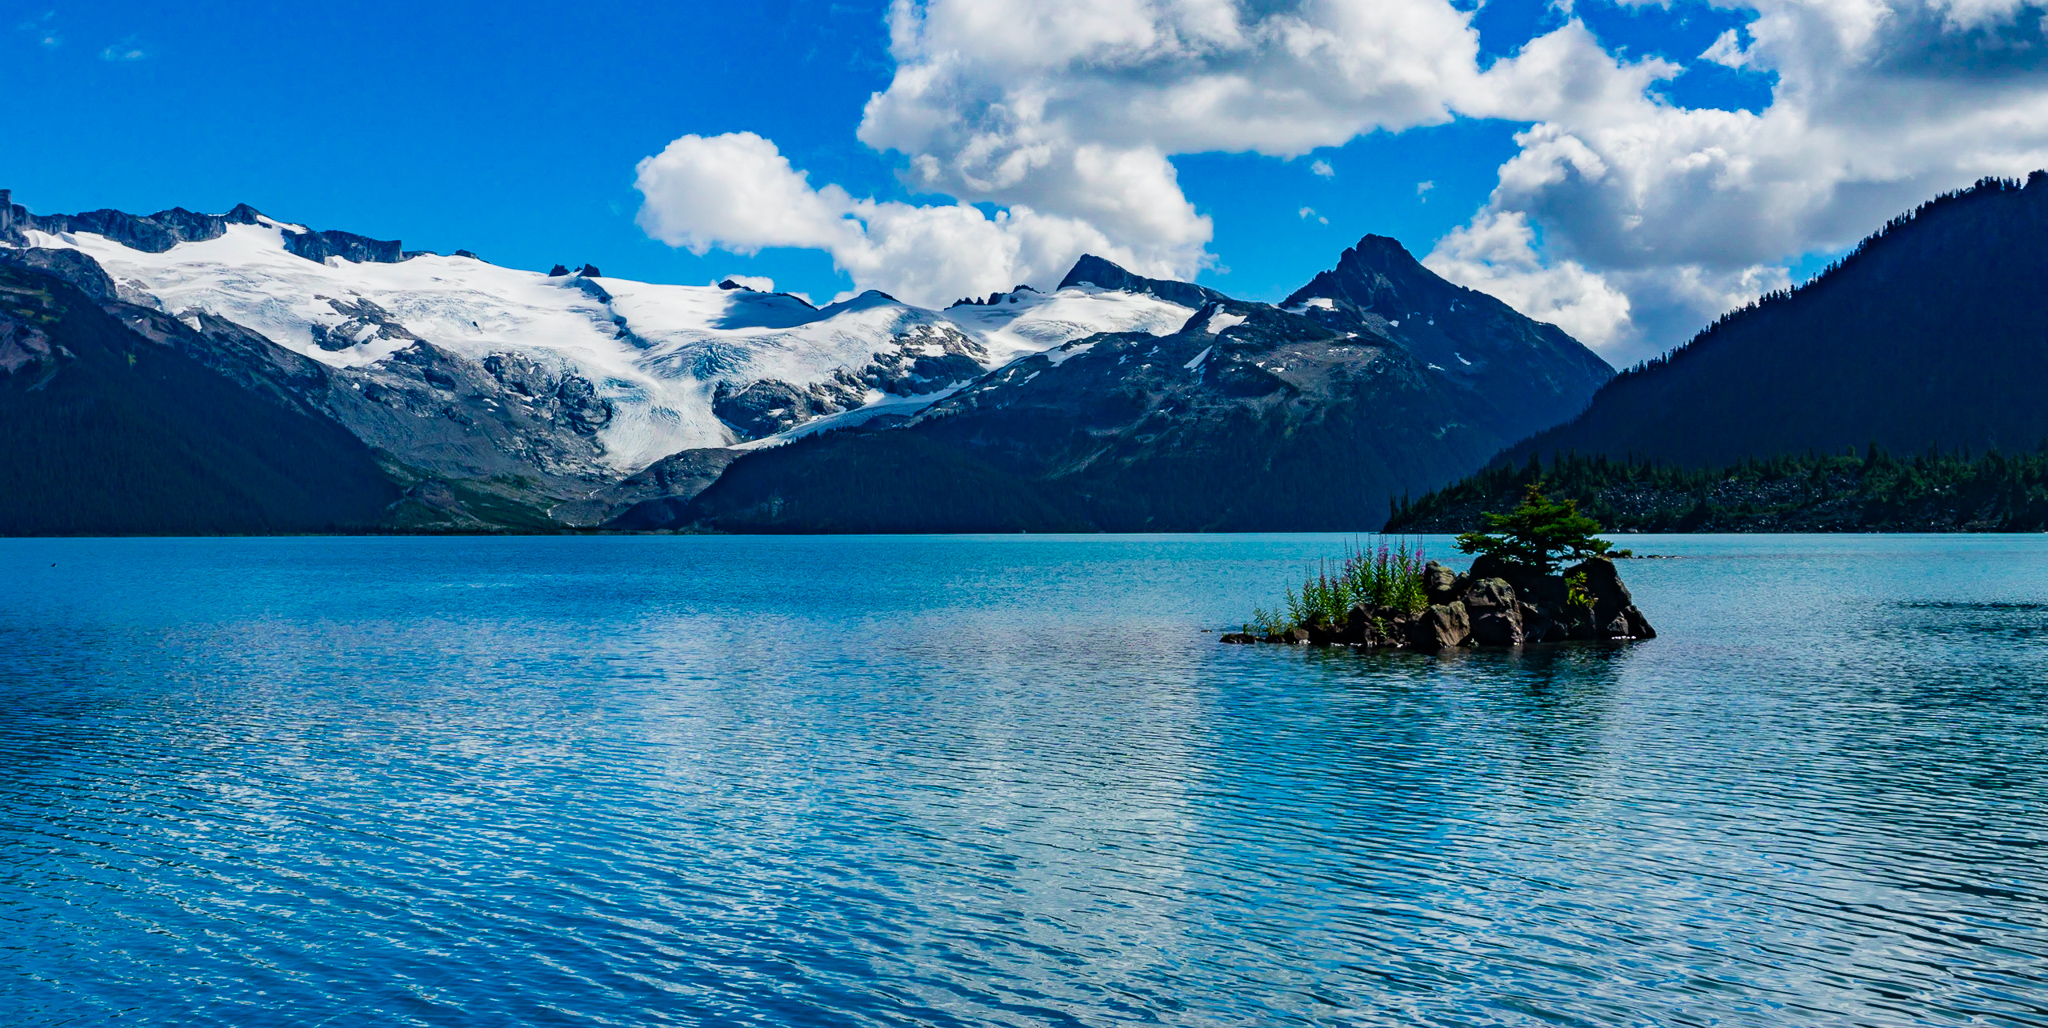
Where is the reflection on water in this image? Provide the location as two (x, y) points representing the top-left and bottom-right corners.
(0, 534), (2044, 1027)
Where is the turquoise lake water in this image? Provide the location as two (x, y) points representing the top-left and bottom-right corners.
(1, 534), (2044, 1027)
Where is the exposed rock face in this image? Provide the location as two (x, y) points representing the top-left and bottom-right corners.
(1424, 562), (1460, 604)
(310, 295), (422, 351)
(701, 319), (989, 441)
(1461, 577), (1525, 647)
(1059, 254), (1234, 309)
(1226, 556), (1654, 653)
(0, 317), (61, 377)
(560, 447), (744, 527)
(1282, 234), (1613, 445)
(713, 378), (851, 440)
(107, 298), (618, 519)
(1420, 602), (1471, 650)
(0, 247), (117, 302)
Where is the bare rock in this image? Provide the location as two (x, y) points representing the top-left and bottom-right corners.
(1423, 560), (1461, 604)
(1417, 601), (1471, 650)
(1461, 577), (1524, 647)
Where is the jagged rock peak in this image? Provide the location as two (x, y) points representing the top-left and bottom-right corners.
(1281, 234), (1443, 309)
(1056, 255), (1234, 309)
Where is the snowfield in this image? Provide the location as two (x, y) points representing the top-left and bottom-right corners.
(18, 224), (1198, 472)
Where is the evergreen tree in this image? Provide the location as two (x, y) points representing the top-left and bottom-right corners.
(1455, 483), (1611, 574)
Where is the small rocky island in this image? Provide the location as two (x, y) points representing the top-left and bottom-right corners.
(1224, 485), (1655, 651)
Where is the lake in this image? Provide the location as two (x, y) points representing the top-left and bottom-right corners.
(1, 534), (2044, 1027)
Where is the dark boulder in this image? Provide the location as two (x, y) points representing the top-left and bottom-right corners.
(1423, 560), (1461, 604)
(1566, 556), (1634, 627)
(1626, 607), (1656, 638)
(1520, 602), (1569, 643)
(1416, 601), (1471, 650)
(1461, 577), (1524, 647)
(548, 264), (571, 277)
(580, 264), (603, 278)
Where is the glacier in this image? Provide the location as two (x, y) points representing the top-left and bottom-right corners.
(14, 220), (1197, 474)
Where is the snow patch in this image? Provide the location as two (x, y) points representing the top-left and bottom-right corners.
(1183, 346), (1212, 371)
(1045, 341), (1095, 366)
(1206, 311), (1247, 335)
(942, 287), (1193, 366)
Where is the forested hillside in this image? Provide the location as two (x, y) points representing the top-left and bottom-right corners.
(1386, 447), (2048, 533)
(1499, 175), (2048, 469)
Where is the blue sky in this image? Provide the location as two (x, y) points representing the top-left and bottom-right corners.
(6, 0), (2043, 361)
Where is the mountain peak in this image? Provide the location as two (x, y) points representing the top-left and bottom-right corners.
(1057, 254), (1135, 291)
(1342, 234), (1423, 268)
(1282, 235), (1435, 310)
(1056, 255), (1232, 309)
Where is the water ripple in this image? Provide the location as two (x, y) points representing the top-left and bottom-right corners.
(0, 534), (2045, 1026)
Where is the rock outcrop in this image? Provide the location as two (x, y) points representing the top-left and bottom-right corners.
(1221, 556), (1655, 650)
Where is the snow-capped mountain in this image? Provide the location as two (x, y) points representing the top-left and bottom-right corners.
(3, 192), (1196, 523)
(623, 245), (1618, 533)
(1, 190), (1615, 534)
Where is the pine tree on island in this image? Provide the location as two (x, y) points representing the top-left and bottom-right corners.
(1227, 483), (1655, 650)
(1455, 484), (1612, 575)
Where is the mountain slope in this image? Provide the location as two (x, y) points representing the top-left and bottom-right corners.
(1498, 174), (2048, 468)
(629, 241), (1614, 533)
(634, 298), (1531, 532)
(3, 192), (1615, 534)
(4, 192), (1198, 523)
(1283, 235), (1613, 443)
(0, 263), (399, 535)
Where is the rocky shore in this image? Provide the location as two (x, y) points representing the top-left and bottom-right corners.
(1222, 555), (1654, 651)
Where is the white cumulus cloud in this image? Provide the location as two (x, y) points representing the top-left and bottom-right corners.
(634, 131), (1183, 308)
(1421, 0), (2048, 359)
(637, 0), (2048, 363)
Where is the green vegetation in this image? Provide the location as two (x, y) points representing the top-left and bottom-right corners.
(1454, 483), (1610, 574)
(1247, 538), (1430, 635)
(1387, 445), (2048, 534)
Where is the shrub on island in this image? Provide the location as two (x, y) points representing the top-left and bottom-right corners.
(1224, 485), (1655, 650)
